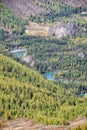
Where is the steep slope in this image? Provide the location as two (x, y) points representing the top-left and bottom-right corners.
(34, 0), (87, 23)
(64, 0), (87, 7)
(0, 0), (87, 128)
(0, 54), (87, 125)
(1, 0), (87, 39)
(0, 54), (62, 124)
(3, 0), (87, 22)
(2, 0), (45, 19)
(36, 0), (87, 7)
(0, 1), (27, 33)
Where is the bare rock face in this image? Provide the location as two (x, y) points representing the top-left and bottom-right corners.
(49, 22), (80, 38)
(78, 52), (85, 59)
(22, 55), (35, 67)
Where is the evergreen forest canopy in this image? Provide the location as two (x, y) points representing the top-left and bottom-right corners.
(0, 54), (87, 125)
(0, 0), (87, 127)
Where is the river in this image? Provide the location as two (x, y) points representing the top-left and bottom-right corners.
(44, 71), (60, 81)
(10, 49), (87, 98)
(78, 92), (87, 98)
(10, 49), (26, 58)
(44, 70), (69, 83)
(44, 71), (87, 98)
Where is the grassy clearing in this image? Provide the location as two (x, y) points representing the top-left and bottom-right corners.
(25, 22), (50, 36)
(25, 29), (49, 36)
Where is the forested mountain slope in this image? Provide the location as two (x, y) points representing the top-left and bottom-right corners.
(0, 0), (87, 129)
(64, 0), (87, 7)
(0, 54), (87, 125)
(3, 0), (87, 21)
(2, 0), (45, 19)
(36, 0), (87, 7)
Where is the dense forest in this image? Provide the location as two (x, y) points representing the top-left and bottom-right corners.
(0, 1), (28, 34)
(0, 0), (87, 128)
(31, 0), (87, 23)
(0, 54), (87, 125)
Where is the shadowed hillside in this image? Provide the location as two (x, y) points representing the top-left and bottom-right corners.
(64, 0), (87, 7)
(3, 0), (87, 20)
(2, 0), (45, 19)
(37, 0), (87, 7)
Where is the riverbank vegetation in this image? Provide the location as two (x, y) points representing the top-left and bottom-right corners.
(0, 31), (87, 95)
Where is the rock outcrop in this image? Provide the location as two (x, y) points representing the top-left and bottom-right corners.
(78, 52), (85, 59)
(49, 22), (80, 38)
(22, 55), (35, 67)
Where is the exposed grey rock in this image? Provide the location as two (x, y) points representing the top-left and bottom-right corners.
(48, 22), (80, 38)
(78, 52), (85, 59)
(30, 60), (35, 67)
(22, 55), (35, 67)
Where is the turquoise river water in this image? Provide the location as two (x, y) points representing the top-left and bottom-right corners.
(10, 49), (87, 97)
